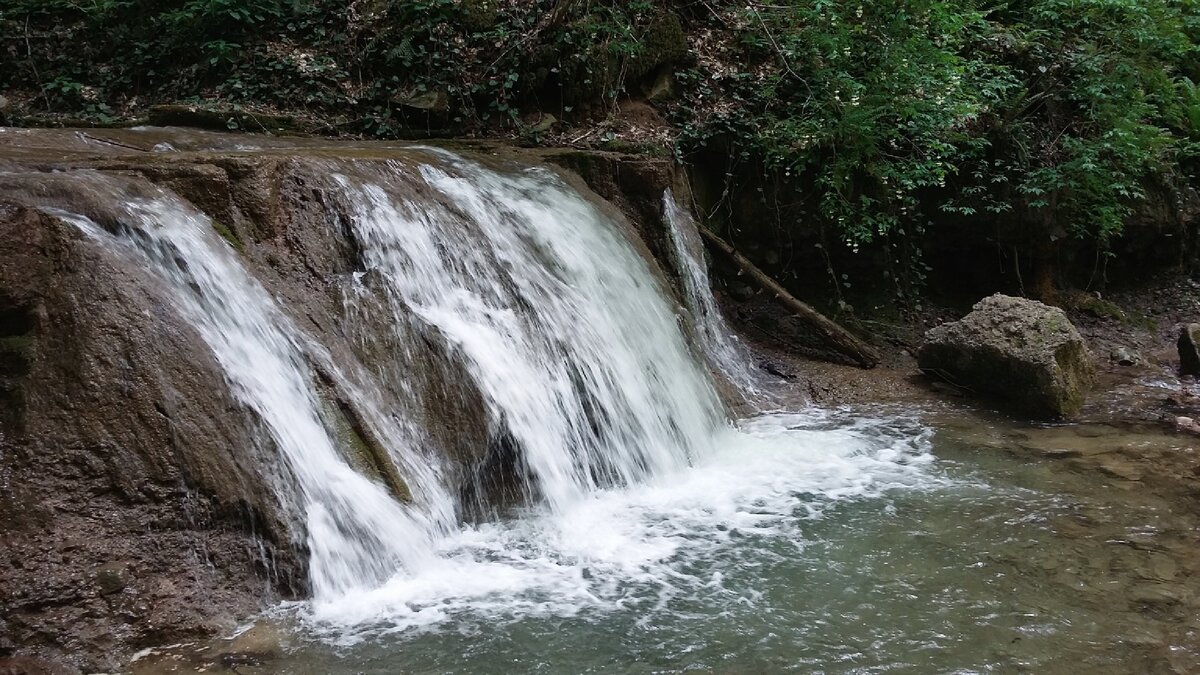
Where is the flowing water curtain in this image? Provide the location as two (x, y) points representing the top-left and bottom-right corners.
(662, 189), (774, 404)
(44, 183), (441, 600)
(326, 152), (728, 513)
(28, 151), (750, 619)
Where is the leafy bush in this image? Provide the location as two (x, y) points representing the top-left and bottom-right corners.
(671, 0), (1198, 297)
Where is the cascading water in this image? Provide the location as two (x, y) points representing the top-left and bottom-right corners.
(662, 189), (770, 401)
(330, 155), (725, 513)
(25, 149), (935, 643)
(46, 185), (448, 599)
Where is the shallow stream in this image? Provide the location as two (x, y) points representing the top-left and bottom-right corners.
(138, 405), (1200, 675)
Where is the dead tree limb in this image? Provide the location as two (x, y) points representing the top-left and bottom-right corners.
(698, 228), (881, 369)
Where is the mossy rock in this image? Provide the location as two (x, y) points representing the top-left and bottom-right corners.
(627, 11), (688, 82)
(210, 220), (245, 253)
(318, 386), (411, 503)
(918, 294), (1095, 419)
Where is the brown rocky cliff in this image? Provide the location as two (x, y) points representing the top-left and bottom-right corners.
(0, 201), (304, 673)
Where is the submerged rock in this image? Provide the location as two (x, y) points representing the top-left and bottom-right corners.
(216, 623), (287, 668)
(1177, 323), (1200, 375)
(918, 294), (1095, 418)
(1110, 345), (1142, 367)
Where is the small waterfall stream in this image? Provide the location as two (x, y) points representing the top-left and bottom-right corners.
(662, 189), (770, 401)
(50, 195), (445, 598)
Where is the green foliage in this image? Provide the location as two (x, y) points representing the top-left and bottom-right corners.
(0, 0), (678, 128)
(989, 0), (1194, 243)
(2, 0), (1196, 300)
(663, 0), (1199, 301)
(675, 0), (1198, 254)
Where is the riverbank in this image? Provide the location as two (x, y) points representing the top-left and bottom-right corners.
(741, 269), (1200, 506)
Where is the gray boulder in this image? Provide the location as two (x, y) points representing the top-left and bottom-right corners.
(918, 294), (1095, 418)
(1178, 323), (1200, 375)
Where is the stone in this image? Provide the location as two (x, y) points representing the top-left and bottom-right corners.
(395, 88), (450, 113)
(917, 294), (1095, 418)
(1175, 416), (1200, 436)
(1110, 345), (1141, 366)
(1128, 582), (1187, 606)
(645, 71), (678, 102)
(1177, 323), (1200, 375)
(93, 562), (133, 596)
(529, 113), (557, 134)
(218, 624), (286, 665)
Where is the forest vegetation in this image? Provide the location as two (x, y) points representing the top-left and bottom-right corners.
(2, 0), (1198, 304)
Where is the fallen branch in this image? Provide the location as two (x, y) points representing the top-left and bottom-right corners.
(78, 132), (150, 152)
(697, 228), (881, 369)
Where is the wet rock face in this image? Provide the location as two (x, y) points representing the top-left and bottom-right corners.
(0, 202), (304, 673)
(918, 294), (1095, 419)
(0, 130), (693, 669)
(1177, 324), (1200, 375)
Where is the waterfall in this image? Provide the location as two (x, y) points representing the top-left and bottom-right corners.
(36, 152), (732, 607)
(21, 149), (934, 639)
(329, 155), (726, 513)
(48, 190), (448, 599)
(662, 190), (768, 400)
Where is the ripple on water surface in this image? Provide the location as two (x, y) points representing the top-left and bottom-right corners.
(138, 408), (1200, 674)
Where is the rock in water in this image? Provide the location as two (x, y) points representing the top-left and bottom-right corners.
(917, 294), (1095, 418)
(1177, 323), (1200, 375)
(1110, 345), (1141, 366)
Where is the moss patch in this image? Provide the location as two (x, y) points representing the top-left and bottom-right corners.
(210, 220), (245, 253)
(320, 390), (411, 503)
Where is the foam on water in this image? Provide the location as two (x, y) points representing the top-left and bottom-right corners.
(303, 409), (938, 640)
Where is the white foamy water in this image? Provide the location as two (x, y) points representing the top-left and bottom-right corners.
(330, 155), (724, 515)
(48, 192), (445, 599)
(662, 190), (770, 402)
(302, 409), (937, 639)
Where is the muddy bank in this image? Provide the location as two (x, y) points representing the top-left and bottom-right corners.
(735, 272), (1200, 501)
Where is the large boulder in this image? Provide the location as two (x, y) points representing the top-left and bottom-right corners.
(918, 294), (1095, 418)
(1178, 323), (1200, 375)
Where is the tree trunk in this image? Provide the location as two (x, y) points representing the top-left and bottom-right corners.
(698, 228), (881, 369)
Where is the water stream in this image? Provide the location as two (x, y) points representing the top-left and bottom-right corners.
(662, 189), (769, 402)
(17, 146), (1199, 673)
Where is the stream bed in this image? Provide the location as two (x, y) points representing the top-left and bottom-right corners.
(137, 405), (1200, 675)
